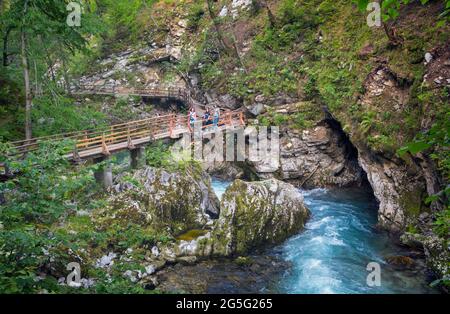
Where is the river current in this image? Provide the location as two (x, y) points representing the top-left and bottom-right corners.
(210, 179), (436, 294)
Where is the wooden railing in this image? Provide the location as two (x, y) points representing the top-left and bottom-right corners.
(72, 83), (196, 108)
(6, 110), (246, 160)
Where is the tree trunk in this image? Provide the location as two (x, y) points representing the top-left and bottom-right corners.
(379, 0), (402, 47)
(2, 26), (12, 67)
(262, 1), (276, 28)
(21, 29), (32, 140)
(231, 34), (247, 73)
(206, 0), (229, 53)
(45, 52), (56, 82)
(20, 0), (32, 140)
(61, 56), (71, 95)
(382, 21), (402, 46)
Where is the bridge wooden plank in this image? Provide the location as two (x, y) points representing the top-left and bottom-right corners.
(65, 123), (243, 161)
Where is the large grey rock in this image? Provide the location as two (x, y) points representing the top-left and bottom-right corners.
(218, 94), (240, 110)
(196, 179), (310, 256)
(107, 166), (220, 233)
(247, 103), (265, 116)
(357, 151), (427, 232)
(401, 232), (449, 281)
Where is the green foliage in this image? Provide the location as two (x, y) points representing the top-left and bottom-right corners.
(354, 0), (450, 22)
(30, 96), (108, 138)
(187, 2), (205, 30)
(293, 112), (313, 129)
(93, 275), (150, 294)
(145, 141), (174, 169)
(359, 111), (376, 134)
(145, 141), (199, 172)
(0, 228), (52, 293)
(1, 141), (96, 225)
(108, 96), (140, 122)
(398, 113), (450, 236)
(398, 112), (450, 178)
(0, 141), (99, 293)
(256, 0), (321, 51)
(0, 0), (104, 139)
(433, 206), (450, 238)
(100, 0), (158, 41)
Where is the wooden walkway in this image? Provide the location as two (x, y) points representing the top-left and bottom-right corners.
(6, 110), (246, 161)
(2, 83), (245, 172)
(72, 83), (198, 109)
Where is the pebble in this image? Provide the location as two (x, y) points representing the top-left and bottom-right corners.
(151, 246), (160, 257)
(145, 265), (156, 275)
(96, 252), (117, 268)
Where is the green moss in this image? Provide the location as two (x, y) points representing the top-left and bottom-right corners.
(235, 256), (253, 266)
(399, 188), (425, 218)
(214, 179), (309, 256)
(406, 224), (418, 234)
(176, 229), (208, 241)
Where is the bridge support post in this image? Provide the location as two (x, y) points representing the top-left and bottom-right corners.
(93, 156), (113, 189)
(130, 147), (145, 170)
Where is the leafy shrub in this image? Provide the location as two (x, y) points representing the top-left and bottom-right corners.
(31, 96), (108, 138)
(0, 141), (98, 293)
(145, 141), (174, 169)
(187, 2), (205, 30)
(433, 207), (450, 238)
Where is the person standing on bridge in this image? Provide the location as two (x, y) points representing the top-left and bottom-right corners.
(189, 107), (197, 131)
(202, 108), (211, 130)
(213, 107), (220, 130)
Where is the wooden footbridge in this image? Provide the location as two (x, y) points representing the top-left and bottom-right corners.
(2, 83), (246, 186)
(72, 83), (199, 110)
(6, 110), (245, 161)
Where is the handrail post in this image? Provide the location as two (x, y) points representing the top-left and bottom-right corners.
(73, 142), (81, 162)
(83, 131), (88, 148)
(148, 119), (153, 141)
(239, 111), (245, 126)
(187, 113), (192, 133)
(127, 124), (135, 149)
(169, 114), (174, 137)
(101, 132), (110, 156)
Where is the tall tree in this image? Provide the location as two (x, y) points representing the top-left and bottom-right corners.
(1, 0), (100, 139)
(20, 0), (32, 139)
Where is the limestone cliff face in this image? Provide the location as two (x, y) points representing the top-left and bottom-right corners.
(278, 123), (363, 188)
(244, 102), (364, 188)
(356, 150), (426, 232)
(343, 60), (446, 234)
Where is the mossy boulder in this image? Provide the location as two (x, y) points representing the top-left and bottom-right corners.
(97, 166), (220, 235)
(197, 179), (310, 256)
(401, 232), (449, 281)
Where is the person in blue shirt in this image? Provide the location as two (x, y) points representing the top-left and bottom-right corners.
(213, 107), (220, 129)
(189, 107), (197, 130)
(203, 109), (210, 129)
